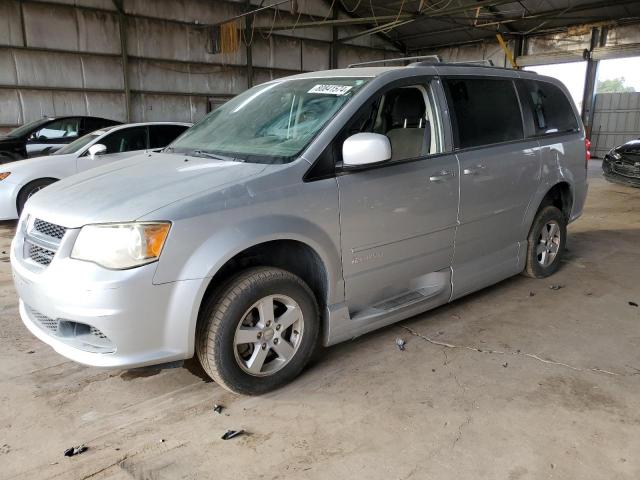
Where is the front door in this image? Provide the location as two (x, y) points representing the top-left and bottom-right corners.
(337, 79), (459, 315)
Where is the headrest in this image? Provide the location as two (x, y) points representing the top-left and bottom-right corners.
(390, 89), (426, 123)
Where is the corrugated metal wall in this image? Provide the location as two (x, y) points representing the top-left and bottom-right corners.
(591, 92), (640, 157)
(0, 0), (398, 133)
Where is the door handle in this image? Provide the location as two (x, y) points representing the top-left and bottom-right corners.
(463, 164), (486, 176)
(429, 170), (455, 183)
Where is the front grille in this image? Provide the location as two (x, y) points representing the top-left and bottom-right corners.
(26, 305), (115, 353)
(27, 243), (55, 266)
(28, 306), (59, 333)
(23, 218), (66, 268)
(33, 219), (67, 240)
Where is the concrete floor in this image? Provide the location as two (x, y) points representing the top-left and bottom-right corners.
(1, 161), (639, 480)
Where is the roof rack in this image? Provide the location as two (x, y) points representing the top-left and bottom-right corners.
(347, 55), (442, 68)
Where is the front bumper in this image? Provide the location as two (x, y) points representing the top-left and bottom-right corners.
(11, 221), (204, 368)
(602, 156), (640, 187)
(0, 181), (20, 220)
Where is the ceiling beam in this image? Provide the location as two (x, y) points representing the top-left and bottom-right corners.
(261, 0), (518, 31)
(397, 0), (640, 44)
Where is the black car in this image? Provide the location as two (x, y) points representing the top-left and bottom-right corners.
(0, 116), (121, 163)
(602, 138), (640, 187)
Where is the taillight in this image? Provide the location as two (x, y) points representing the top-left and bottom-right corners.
(585, 138), (591, 163)
(584, 137), (591, 171)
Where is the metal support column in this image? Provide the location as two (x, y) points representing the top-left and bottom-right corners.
(581, 27), (604, 134)
(113, 0), (131, 122)
(330, 8), (339, 69)
(245, 0), (253, 88)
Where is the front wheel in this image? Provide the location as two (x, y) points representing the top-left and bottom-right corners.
(523, 205), (567, 278)
(17, 179), (56, 216)
(196, 267), (320, 395)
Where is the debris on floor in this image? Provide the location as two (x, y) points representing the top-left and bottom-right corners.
(63, 445), (88, 457)
(213, 404), (224, 414)
(529, 291), (536, 297)
(549, 284), (565, 290)
(629, 301), (638, 307)
(503, 363), (508, 368)
(395, 338), (406, 351)
(221, 430), (245, 440)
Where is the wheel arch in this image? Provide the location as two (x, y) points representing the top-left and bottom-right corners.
(538, 181), (573, 221)
(16, 177), (60, 212)
(193, 238), (333, 353)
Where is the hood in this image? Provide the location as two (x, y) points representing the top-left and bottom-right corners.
(3, 153), (76, 177)
(615, 139), (640, 151)
(0, 136), (20, 145)
(24, 152), (268, 228)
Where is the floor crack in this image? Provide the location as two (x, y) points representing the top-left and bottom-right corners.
(400, 325), (629, 377)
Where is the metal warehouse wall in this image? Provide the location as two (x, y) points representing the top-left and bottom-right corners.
(591, 92), (640, 158)
(0, 0), (398, 132)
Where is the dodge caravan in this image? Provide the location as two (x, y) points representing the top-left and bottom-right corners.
(11, 62), (588, 395)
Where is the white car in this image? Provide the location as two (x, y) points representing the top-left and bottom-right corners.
(0, 122), (191, 219)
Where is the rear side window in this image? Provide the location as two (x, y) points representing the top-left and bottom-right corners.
(519, 80), (579, 136)
(101, 126), (148, 153)
(443, 78), (524, 149)
(149, 124), (189, 148)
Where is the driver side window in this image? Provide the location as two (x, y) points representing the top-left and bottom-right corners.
(31, 118), (80, 141)
(347, 83), (442, 162)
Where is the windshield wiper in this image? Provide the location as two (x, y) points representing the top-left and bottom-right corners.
(191, 150), (240, 162)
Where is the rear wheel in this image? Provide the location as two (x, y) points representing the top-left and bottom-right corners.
(17, 179), (56, 216)
(196, 267), (319, 395)
(523, 205), (567, 278)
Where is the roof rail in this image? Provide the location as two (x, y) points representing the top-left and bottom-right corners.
(348, 55), (442, 68)
(451, 59), (495, 66)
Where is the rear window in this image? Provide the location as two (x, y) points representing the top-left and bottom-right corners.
(519, 80), (579, 136)
(443, 78), (524, 149)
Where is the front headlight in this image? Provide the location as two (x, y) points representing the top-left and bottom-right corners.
(611, 151), (621, 160)
(71, 222), (171, 269)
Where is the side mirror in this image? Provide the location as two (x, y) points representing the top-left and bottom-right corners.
(88, 144), (107, 160)
(342, 133), (391, 168)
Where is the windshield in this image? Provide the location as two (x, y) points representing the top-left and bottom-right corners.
(54, 132), (101, 155)
(168, 77), (369, 163)
(7, 118), (50, 138)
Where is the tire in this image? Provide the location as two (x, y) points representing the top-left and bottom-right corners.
(523, 205), (567, 278)
(17, 179), (56, 216)
(196, 267), (320, 395)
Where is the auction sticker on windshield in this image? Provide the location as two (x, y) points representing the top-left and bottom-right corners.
(308, 85), (353, 95)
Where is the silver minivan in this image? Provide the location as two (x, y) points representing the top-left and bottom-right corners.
(11, 62), (588, 395)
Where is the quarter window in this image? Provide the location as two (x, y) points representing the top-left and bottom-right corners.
(444, 78), (524, 149)
(520, 80), (579, 136)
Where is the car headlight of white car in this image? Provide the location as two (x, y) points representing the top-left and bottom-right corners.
(71, 222), (171, 269)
